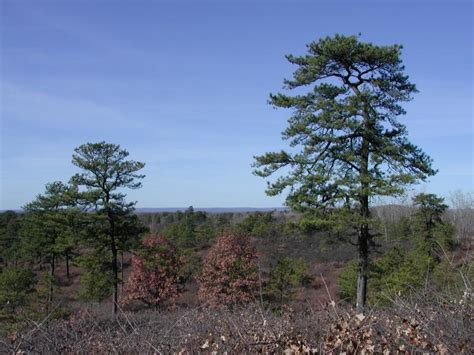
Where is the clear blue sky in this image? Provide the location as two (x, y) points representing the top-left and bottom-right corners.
(1, 0), (472, 210)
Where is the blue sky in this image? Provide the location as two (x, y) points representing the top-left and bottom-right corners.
(1, 0), (472, 209)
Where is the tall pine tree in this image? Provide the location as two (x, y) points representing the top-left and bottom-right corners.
(253, 35), (435, 312)
(71, 142), (146, 316)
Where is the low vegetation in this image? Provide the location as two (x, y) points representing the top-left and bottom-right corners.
(2, 293), (472, 353)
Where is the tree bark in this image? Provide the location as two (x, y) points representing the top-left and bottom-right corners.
(357, 103), (371, 313)
(48, 253), (55, 309)
(111, 238), (118, 316)
(109, 212), (118, 317)
(121, 252), (124, 291)
(356, 221), (369, 313)
(104, 191), (119, 317)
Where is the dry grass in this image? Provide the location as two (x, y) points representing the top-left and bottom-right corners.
(2, 290), (472, 354)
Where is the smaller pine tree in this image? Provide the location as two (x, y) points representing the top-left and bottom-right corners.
(412, 193), (454, 257)
(0, 267), (36, 312)
(122, 235), (182, 309)
(266, 257), (310, 304)
(198, 234), (258, 307)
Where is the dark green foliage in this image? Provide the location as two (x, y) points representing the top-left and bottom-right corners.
(115, 213), (149, 258)
(412, 193), (454, 256)
(163, 207), (211, 250)
(21, 182), (81, 264)
(337, 260), (358, 302)
(76, 252), (114, 303)
(338, 249), (432, 305)
(216, 213), (232, 230)
(31, 272), (69, 320)
(78, 270), (115, 303)
(370, 249), (431, 304)
(195, 221), (215, 244)
(266, 257), (310, 304)
(0, 267), (36, 310)
(413, 193), (447, 224)
(34, 272), (55, 308)
(338, 195), (457, 305)
(76, 211), (146, 303)
(253, 35), (434, 212)
(236, 212), (276, 238)
(178, 251), (202, 282)
(20, 181), (82, 303)
(391, 215), (412, 241)
(0, 211), (22, 267)
(298, 207), (363, 252)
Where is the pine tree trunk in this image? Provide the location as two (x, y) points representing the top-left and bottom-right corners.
(357, 110), (371, 314)
(121, 252), (124, 291)
(111, 243), (118, 316)
(109, 215), (118, 317)
(356, 221), (369, 313)
(105, 194), (119, 317)
(49, 253), (55, 307)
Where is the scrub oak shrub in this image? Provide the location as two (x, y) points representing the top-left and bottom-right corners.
(122, 235), (182, 309)
(198, 234), (258, 306)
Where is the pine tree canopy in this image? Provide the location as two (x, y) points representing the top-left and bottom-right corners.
(253, 34), (436, 212)
(71, 141), (145, 212)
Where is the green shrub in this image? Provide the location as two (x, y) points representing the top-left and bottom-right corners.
(374, 254), (431, 303)
(0, 267), (36, 310)
(77, 269), (114, 303)
(266, 257), (310, 304)
(338, 247), (434, 305)
(337, 260), (358, 302)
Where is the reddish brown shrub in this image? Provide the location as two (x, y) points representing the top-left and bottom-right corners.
(122, 235), (181, 308)
(198, 234), (258, 306)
